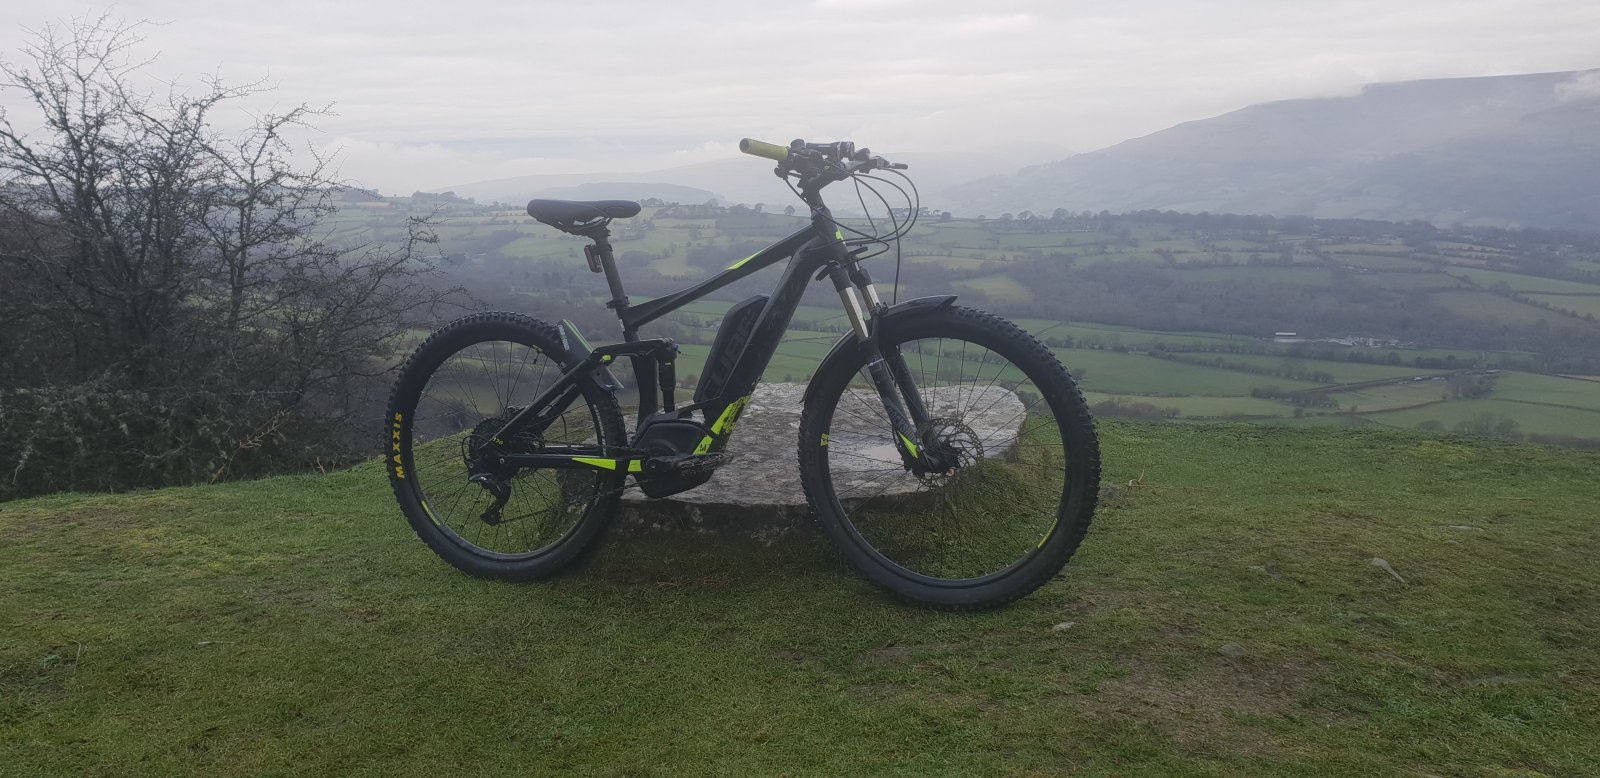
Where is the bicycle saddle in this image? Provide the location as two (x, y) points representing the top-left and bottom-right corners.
(526, 198), (641, 229)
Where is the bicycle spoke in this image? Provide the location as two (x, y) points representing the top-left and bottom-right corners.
(820, 329), (1071, 582)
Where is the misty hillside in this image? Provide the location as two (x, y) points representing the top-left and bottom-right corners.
(522, 182), (720, 205)
(447, 151), (1053, 210)
(945, 70), (1600, 230)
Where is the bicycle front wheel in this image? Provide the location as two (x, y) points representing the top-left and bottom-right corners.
(387, 312), (627, 580)
(798, 305), (1100, 610)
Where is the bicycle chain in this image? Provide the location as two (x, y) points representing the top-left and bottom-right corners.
(446, 450), (736, 529)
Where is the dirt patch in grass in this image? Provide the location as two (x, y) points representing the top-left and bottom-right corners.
(859, 642), (965, 667)
(1108, 659), (1327, 719)
(0, 506), (146, 544)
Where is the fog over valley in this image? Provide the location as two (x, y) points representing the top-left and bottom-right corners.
(3, 0), (1596, 197)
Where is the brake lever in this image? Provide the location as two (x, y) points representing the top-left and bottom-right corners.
(842, 156), (908, 173)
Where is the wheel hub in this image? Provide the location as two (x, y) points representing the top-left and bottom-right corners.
(916, 417), (984, 484)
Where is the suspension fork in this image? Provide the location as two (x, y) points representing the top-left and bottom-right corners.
(829, 263), (931, 469)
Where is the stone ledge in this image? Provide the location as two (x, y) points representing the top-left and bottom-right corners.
(616, 382), (1023, 540)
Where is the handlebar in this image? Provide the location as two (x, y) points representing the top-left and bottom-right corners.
(738, 138), (789, 161)
(739, 137), (908, 174)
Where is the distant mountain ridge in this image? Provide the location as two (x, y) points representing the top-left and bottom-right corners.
(445, 150), (1062, 211)
(523, 182), (719, 205)
(943, 69), (1600, 230)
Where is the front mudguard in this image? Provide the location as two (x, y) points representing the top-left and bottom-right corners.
(801, 295), (957, 407)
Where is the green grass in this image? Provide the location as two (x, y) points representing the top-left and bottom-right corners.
(902, 254), (1003, 270)
(647, 253), (695, 277)
(1329, 380), (1452, 412)
(1524, 293), (1600, 319)
(1081, 392), (1292, 418)
(1325, 254), (1437, 272)
(1489, 372), (1600, 413)
(956, 274), (1033, 302)
(3, 424), (1599, 774)
(1352, 272), (1472, 291)
(1055, 349), (1322, 396)
(1447, 267), (1600, 295)
(1170, 354), (1443, 385)
(1429, 291), (1579, 325)
(1014, 320), (1259, 351)
(1365, 398), (1600, 437)
(500, 235), (579, 263)
(1173, 266), (1337, 284)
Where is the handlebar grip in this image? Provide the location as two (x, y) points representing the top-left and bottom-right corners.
(739, 138), (790, 162)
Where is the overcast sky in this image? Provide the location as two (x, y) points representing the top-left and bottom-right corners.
(3, 1), (1598, 193)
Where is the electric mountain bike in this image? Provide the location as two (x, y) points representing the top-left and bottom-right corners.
(386, 138), (1100, 609)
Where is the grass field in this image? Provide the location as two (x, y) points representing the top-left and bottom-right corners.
(1015, 320), (1259, 351)
(1352, 272), (1472, 291)
(370, 196), (1596, 448)
(579, 297), (1588, 440)
(4, 424), (1598, 775)
(1328, 380), (1451, 412)
(1524, 293), (1600, 319)
(1447, 267), (1600, 295)
(1325, 253), (1437, 272)
(1171, 354), (1443, 384)
(1080, 392), (1292, 418)
(903, 254), (1002, 270)
(956, 274), (1033, 302)
(1055, 349), (1322, 396)
(1429, 291), (1580, 325)
(647, 253), (695, 277)
(1366, 398), (1600, 437)
(1491, 372), (1600, 412)
(1174, 266), (1337, 285)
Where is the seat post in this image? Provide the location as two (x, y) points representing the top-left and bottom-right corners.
(584, 225), (630, 314)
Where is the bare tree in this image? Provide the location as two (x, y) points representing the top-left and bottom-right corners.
(0, 14), (456, 498)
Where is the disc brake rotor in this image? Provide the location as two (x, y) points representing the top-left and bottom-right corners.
(917, 417), (984, 485)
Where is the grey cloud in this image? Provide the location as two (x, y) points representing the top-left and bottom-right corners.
(1, 0), (1596, 192)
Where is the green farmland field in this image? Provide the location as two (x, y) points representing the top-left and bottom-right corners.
(1490, 372), (1600, 412)
(1080, 392), (1292, 418)
(1525, 293), (1600, 319)
(1447, 267), (1600, 294)
(1053, 349), (1321, 396)
(1329, 380), (1452, 412)
(1366, 398), (1600, 437)
(1325, 253), (1437, 271)
(1169, 353), (1444, 384)
(1428, 291), (1582, 325)
(360, 194), (1599, 449)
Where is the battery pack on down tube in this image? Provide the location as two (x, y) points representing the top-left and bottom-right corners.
(695, 294), (769, 404)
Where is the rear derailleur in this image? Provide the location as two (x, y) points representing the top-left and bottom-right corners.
(464, 415), (529, 525)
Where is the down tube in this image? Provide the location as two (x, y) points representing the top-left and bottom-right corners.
(706, 237), (833, 423)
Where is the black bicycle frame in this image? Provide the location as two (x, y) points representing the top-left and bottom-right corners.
(484, 195), (930, 474)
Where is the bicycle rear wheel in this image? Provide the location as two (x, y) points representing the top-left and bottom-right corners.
(387, 312), (627, 580)
(798, 305), (1099, 610)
